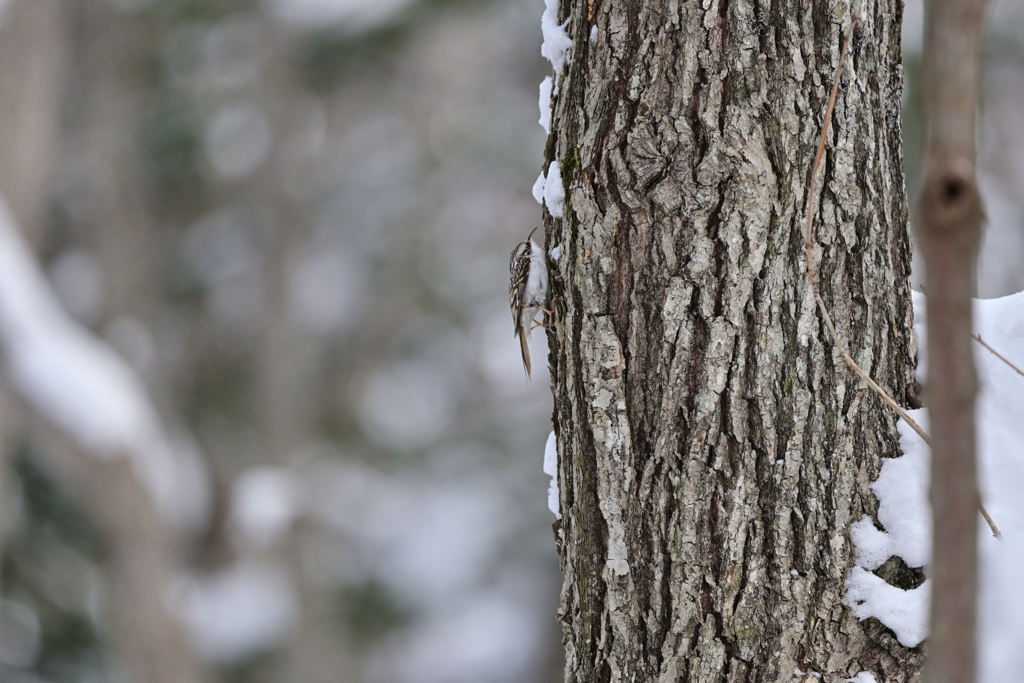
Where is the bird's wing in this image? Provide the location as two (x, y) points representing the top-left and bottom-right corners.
(510, 252), (529, 337)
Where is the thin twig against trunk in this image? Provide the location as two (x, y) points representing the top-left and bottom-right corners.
(802, 12), (999, 541)
(916, 0), (990, 681)
(803, 13), (925, 439)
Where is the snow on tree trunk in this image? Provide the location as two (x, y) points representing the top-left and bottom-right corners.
(543, 0), (922, 680)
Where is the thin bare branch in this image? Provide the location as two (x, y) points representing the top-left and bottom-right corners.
(921, 285), (1023, 384)
(917, 0), (991, 676)
(973, 334), (1024, 379)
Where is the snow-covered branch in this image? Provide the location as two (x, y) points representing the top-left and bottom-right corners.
(0, 197), (207, 530)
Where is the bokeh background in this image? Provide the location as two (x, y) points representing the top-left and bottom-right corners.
(0, 0), (1018, 682)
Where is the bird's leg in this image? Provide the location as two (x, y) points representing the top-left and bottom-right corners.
(530, 307), (555, 331)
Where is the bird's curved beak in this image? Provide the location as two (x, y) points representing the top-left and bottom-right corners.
(528, 227), (538, 241)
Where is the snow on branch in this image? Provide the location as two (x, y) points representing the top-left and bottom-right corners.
(0, 197), (207, 530)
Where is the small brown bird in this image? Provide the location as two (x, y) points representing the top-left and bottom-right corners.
(509, 227), (550, 379)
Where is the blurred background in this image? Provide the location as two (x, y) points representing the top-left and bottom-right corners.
(0, 0), (1017, 682)
(0, 0), (557, 681)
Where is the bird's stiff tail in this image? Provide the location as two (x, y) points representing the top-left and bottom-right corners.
(519, 327), (531, 379)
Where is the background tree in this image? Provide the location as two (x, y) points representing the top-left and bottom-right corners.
(0, 0), (562, 681)
(545, 0), (922, 680)
(916, 0), (990, 681)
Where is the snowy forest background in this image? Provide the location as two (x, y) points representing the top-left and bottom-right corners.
(0, 0), (1020, 682)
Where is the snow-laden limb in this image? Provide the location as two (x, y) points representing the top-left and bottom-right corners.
(0, 198), (208, 530)
(544, 431), (559, 518)
(845, 290), (1024, 680)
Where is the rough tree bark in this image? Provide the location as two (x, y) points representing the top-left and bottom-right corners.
(544, 0), (922, 680)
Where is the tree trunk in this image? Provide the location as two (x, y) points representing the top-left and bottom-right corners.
(545, 0), (922, 681)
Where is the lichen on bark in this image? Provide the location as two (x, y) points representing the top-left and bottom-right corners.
(543, 0), (922, 680)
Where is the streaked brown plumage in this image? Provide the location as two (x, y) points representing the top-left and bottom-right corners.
(509, 227), (549, 379)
